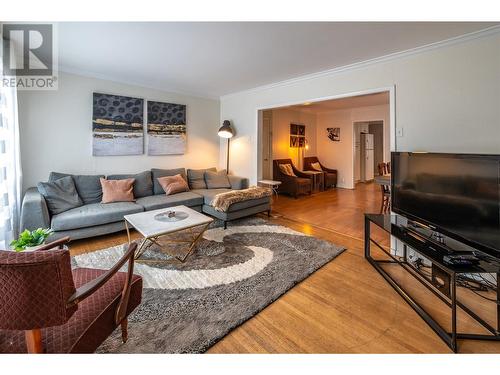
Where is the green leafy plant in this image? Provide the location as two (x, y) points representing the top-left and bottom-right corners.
(10, 228), (54, 252)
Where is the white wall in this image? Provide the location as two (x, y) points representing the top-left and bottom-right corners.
(220, 32), (500, 184)
(18, 72), (220, 190)
(271, 108), (317, 167)
(316, 104), (389, 188)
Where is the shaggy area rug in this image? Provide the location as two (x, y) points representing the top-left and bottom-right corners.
(71, 218), (345, 353)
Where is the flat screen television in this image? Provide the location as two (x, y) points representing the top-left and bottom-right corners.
(391, 152), (500, 258)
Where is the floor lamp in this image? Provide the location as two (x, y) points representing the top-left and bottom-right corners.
(218, 120), (234, 171)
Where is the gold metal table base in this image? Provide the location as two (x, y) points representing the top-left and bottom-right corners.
(125, 220), (212, 263)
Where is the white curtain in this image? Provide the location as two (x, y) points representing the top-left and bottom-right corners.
(0, 80), (22, 249)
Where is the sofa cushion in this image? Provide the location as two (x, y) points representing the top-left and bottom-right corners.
(192, 189), (270, 212)
(279, 164), (296, 177)
(224, 196), (271, 212)
(37, 176), (83, 215)
(187, 168), (217, 189)
(297, 177), (311, 185)
(151, 168), (187, 195)
(107, 171), (153, 198)
(310, 162), (322, 171)
(100, 178), (135, 203)
(202, 202), (270, 221)
(205, 170), (231, 189)
(51, 202), (143, 231)
(190, 189), (232, 205)
(157, 174), (189, 195)
(49, 172), (104, 204)
(135, 192), (203, 211)
(227, 175), (249, 190)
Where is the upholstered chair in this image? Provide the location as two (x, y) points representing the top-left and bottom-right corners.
(0, 238), (142, 353)
(303, 156), (338, 188)
(273, 159), (313, 198)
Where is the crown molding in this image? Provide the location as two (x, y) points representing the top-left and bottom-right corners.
(220, 25), (500, 101)
(58, 65), (220, 101)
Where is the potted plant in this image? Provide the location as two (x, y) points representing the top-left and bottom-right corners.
(10, 228), (54, 252)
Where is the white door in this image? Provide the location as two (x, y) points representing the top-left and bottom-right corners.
(365, 149), (374, 181)
(261, 111), (273, 180)
(354, 122), (369, 183)
(364, 133), (374, 150)
(354, 143), (360, 182)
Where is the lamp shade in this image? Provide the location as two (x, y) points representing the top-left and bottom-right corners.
(218, 120), (234, 138)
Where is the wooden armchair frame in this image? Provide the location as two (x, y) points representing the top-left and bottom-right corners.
(24, 238), (137, 353)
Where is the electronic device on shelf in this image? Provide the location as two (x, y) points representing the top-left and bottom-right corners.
(392, 152), (500, 259)
(443, 254), (481, 266)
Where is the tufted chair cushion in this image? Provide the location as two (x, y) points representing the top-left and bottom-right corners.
(0, 249), (77, 331)
(0, 268), (143, 353)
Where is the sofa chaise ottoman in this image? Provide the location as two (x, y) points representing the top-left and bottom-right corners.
(191, 188), (271, 229)
(20, 168), (271, 240)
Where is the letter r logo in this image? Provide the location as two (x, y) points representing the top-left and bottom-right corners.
(2, 24), (53, 76)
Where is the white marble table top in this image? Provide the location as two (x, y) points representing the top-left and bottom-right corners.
(124, 205), (213, 238)
(258, 179), (282, 186)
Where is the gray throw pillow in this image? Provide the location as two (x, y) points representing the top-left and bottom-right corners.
(151, 168), (187, 195)
(37, 176), (83, 215)
(107, 171), (153, 198)
(49, 172), (104, 204)
(187, 167), (217, 189)
(205, 170), (231, 189)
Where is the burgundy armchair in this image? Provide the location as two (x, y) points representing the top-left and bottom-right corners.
(0, 237), (142, 353)
(273, 159), (313, 198)
(303, 156), (338, 188)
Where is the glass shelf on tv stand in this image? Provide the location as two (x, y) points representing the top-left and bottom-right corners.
(365, 213), (500, 274)
(364, 213), (500, 353)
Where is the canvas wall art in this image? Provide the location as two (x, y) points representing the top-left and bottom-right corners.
(92, 93), (144, 156)
(290, 123), (305, 148)
(147, 101), (186, 155)
(327, 127), (340, 142)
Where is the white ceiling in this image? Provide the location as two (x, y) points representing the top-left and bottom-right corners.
(286, 92), (390, 113)
(57, 22), (498, 98)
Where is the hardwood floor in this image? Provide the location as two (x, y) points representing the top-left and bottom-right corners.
(69, 183), (500, 353)
(272, 182), (390, 246)
(207, 217), (500, 354)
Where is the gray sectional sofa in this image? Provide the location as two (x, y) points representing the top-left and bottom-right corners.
(20, 168), (270, 241)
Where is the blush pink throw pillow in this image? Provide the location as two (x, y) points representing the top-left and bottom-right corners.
(100, 178), (135, 203)
(157, 174), (189, 195)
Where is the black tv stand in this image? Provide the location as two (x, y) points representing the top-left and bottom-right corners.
(403, 220), (471, 256)
(365, 213), (500, 353)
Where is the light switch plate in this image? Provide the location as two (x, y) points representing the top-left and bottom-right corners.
(396, 127), (404, 137)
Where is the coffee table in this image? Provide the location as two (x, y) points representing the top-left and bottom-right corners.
(124, 205), (214, 263)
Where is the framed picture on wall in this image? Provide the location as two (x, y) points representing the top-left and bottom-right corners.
(327, 127), (340, 142)
(290, 123), (305, 148)
(92, 93), (144, 156)
(147, 100), (187, 155)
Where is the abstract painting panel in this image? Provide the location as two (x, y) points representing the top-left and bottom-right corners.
(327, 127), (340, 142)
(147, 101), (186, 155)
(92, 93), (144, 156)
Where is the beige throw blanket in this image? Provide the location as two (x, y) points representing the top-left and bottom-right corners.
(211, 186), (272, 212)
